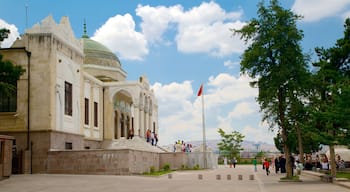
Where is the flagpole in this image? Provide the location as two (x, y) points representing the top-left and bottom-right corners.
(201, 85), (207, 169)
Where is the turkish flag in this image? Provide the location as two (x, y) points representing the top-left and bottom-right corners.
(197, 84), (203, 96)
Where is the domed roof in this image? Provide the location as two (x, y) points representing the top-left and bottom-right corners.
(82, 36), (121, 68)
(80, 23), (127, 82)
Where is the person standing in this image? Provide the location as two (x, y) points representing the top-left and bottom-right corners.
(253, 157), (257, 172)
(280, 155), (286, 173)
(233, 157), (237, 168)
(274, 157), (280, 173)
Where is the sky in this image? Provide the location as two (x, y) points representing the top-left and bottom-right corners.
(1, 0), (350, 146)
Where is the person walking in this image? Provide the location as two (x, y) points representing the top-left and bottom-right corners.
(263, 158), (270, 175)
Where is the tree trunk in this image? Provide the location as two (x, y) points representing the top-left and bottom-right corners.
(329, 144), (337, 177)
(282, 128), (292, 178)
(278, 88), (293, 178)
(296, 123), (304, 164)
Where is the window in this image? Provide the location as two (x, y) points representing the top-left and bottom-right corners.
(94, 102), (98, 127)
(0, 84), (17, 112)
(64, 82), (72, 116)
(84, 98), (89, 125)
(65, 142), (73, 150)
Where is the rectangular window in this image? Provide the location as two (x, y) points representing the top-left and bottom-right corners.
(84, 98), (89, 125)
(64, 82), (72, 116)
(94, 102), (98, 127)
(0, 84), (17, 112)
(65, 142), (73, 150)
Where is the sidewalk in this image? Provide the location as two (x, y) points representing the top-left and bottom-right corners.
(0, 165), (349, 192)
(301, 170), (350, 190)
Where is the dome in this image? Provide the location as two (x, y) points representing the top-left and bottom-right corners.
(82, 36), (121, 68)
(81, 27), (127, 82)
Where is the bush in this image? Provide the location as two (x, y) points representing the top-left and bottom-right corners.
(181, 164), (189, 170)
(150, 166), (155, 173)
(193, 164), (200, 170)
(163, 163), (171, 171)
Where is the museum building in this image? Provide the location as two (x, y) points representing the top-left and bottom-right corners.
(0, 15), (160, 174)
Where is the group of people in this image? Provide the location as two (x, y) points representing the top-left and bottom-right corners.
(145, 129), (158, 146)
(173, 140), (193, 153)
(261, 153), (347, 176)
(259, 155), (291, 176)
(304, 154), (346, 170)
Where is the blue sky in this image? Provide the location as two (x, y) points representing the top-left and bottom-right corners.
(1, 0), (350, 146)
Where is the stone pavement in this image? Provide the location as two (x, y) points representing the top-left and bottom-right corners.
(0, 165), (349, 192)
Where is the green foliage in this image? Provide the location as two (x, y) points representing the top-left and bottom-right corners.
(336, 172), (350, 179)
(217, 128), (244, 159)
(0, 54), (25, 97)
(309, 18), (350, 147)
(163, 163), (170, 171)
(0, 28), (26, 98)
(149, 166), (155, 173)
(233, 0), (309, 178)
(0, 28), (10, 43)
(255, 151), (265, 158)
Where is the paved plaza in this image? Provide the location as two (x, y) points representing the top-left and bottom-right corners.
(0, 165), (349, 192)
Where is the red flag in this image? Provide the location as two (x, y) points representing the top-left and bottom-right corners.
(197, 84), (203, 96)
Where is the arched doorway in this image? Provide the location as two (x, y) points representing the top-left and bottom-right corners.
(113, 90), (133, 140)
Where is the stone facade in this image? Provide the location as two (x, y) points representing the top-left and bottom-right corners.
(0, 15), (159, 174)
(46, 150), (217, 175)
(0, 135), (14, 179)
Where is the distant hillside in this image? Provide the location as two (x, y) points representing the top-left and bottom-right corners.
(162, 139), (279, 153)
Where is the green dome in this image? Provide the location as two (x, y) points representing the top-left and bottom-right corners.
(82, 37), (122, 70)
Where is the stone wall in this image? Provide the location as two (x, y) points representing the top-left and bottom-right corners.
(159, 152), (219, 170)
(47, 149), (159, 175)
(0, 135), (14, 179)
(47, 149), (218, 175)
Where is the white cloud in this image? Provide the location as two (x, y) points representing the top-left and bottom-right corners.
(92, 2), (247, 60)
(241, 125), (276, 144)
(292, 0), (350, 22)
(205, 73), (257, 108)
(136, 4), (182, 43)
(0, 19), (20, 48)
(343, 11), (350, 19)
(224, 60), (240, 69)
(151, 73), (273, 146)
(175, 2), (246, 56)
(228, 101), (258, 119)
(92, 14), (148, 60)
(136, 2), (247, 57)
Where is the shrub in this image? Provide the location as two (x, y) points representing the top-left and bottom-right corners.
(193, 164), (200, 170)
(163, 163), (170, 171)
(150, 166), (155, 173)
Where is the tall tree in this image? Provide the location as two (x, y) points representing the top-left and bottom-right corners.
(233, 0), (309, 178)
(311, 18), (350, 177)
(217, 128), (245, 160)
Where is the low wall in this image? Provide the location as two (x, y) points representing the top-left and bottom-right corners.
(47, 149), (159, 175)
(159, 152), (218, 170)
(47, 150), (218, 175)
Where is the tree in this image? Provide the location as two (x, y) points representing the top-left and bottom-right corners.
(217, 128), (244, 160)
(233, 0), (309, 179)
(310, 18), (350, 177)
(0, 28), (10, 43)
(0, 28), (25, 109)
